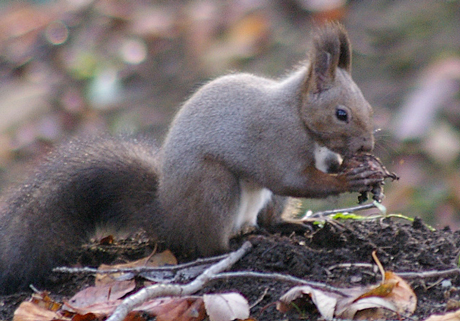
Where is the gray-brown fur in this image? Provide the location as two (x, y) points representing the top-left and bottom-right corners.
(0, 22), (381, 293)
(0, 136), (162, 293)
(158, 22), (376, 255)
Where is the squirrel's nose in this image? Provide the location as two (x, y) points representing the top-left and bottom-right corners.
(359, 135), (374, 153)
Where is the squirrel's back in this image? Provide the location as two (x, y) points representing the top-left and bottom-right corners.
(0, 136), (162, 293)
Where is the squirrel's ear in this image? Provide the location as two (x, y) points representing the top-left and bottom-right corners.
(336, 25), (352, 72)
(308, 22), (352, 93)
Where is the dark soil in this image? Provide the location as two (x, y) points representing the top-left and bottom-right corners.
(2, 217), (460, 320)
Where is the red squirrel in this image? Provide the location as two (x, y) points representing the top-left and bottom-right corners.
(0, 22), (381, 294)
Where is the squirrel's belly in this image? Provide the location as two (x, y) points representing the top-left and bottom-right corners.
(233, 179), (272, 234)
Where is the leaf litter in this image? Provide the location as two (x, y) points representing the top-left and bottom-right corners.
(9, 216), (460, 320)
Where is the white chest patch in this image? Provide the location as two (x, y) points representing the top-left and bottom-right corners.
(233, 180), (272, 234)
(314, 142), (343, 173)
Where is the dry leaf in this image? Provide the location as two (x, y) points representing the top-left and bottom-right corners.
(96, 250), (177, 285)
(337, 271), (416, 319)
(123, 312), (148, 321)
(424, 309), (460, 321)
(154, 299), (190, 321)
(277, 285), (343, 318)
(29, 291), (63, 312)
(99, 235), (114, 245)
(64, 300), (121, 317)
(63, 280), (135, 316)
(143, 249), (178, 266)
(278, 272), (416, 319)
(136, 297), (205, 321)
(71, 313), (99, 321)
(180, 298), (207, 321)
(13, 301), (65, 321)
(337, 296), (399, 320)
(380, 271), (417, 315)
(203, 293), (250, 321)
(14, 291), (73, 321)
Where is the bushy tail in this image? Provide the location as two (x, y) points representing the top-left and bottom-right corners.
(0, 135), (162, 294)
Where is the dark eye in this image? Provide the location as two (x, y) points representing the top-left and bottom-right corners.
(336, 108), (348, 122)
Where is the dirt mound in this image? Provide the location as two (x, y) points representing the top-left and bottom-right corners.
(2, 217), (459, 320)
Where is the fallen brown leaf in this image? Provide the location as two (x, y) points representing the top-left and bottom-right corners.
(277, 285), (342, 318)
(139, 297), (205, 321)
(63, 280), (135, 316)
(424, 309), (460, 321)
(70, 312), (99, 321)
(278, 271), (416, 319)
(96, 250), (177, 285)
(203, 293), (250, 321)
(29, 291), (63, 312)
(13, 301), (66, 321)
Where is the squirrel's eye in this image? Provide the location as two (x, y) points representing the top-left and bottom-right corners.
(336, 108), (348, 122)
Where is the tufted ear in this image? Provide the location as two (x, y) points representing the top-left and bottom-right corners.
(336, 24), (352, 72)
(307, 22), (352, 93)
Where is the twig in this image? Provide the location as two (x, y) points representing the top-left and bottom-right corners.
(372, 250), (386, 282)
(106, 241), (252, 321)
(250, 287), (269, 309)
(210, 271), (351, 297)
(397, 268), (460, 279)
(305, 202), (377, 219)
(326, 265), (460, 281)
(327, 262), (377, 272)
(208, 268), (460, 296)
(53, 252), (229, 275)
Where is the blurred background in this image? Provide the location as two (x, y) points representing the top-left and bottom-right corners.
(0, 0), (459, 228)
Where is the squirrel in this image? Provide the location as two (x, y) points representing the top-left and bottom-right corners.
(0, 22), (381, 294)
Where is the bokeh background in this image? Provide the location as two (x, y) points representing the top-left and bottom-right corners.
(0, 0), (459, 227)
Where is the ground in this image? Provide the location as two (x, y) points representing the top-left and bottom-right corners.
(2, 216), (460, 320)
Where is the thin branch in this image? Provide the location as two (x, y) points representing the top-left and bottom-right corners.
(106, 241), (252, 321)
(210, 271), (351, 297)
(397, 268), (460, 279)
(54, 253), (229, 275)
(372, 250), (386, 282)
(327, 262), (377, 272)
(305, 202), (377, 218)
(250, 287), (269, 309)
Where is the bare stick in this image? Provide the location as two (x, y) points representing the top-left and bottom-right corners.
(250, 287), (269, 309)
(210, 271), (351, 297)
(53, 253), (229, 275)
(305, 202), (377, 219)
(53, 252), (232, 283)
(106, 241), (252, 321)
(397, 268), (460, 279)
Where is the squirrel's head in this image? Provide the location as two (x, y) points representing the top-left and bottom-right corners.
(300, 22), (374, 157)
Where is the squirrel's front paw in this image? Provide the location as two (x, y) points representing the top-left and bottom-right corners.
(340, 165), (384, 192)
(339, 153), (399, 203)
